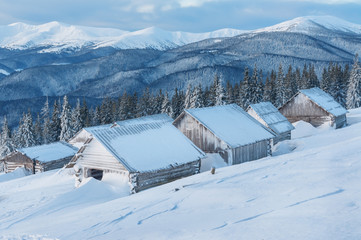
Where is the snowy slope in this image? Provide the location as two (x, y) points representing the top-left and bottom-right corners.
(0, 22), (244, 52)
(0, 108), (361, 239)
(255, 15), (361, 35)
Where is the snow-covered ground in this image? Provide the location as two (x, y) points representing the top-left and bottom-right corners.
(1, 108), (361, 240)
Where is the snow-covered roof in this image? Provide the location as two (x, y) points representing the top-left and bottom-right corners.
(87, 114), (205, 173)
(184, 104), (275, 148)
(248, 102), (295, 135)
(18, 142), (78, 163)
(299, 87), (347, 117)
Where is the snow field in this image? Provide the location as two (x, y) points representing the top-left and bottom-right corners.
(0, 108), (361, 239)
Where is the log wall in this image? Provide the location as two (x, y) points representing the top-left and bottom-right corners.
(173, 113), (228, 152)
(77, 138), (127, 173)
(1, 152), (34, 173)
(130, 160), (201, 193)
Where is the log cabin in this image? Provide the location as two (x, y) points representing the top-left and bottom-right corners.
(247, 102), (295, 144)
(68, 114), (205, 193)
(173, 104), (275, 165)
(279, 87), (347, 128)
(1, 141), (78, 174)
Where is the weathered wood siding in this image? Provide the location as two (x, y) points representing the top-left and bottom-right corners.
(273, 131), (291, 144)
(1, 152), (34, 173)
(247, 108), (290, 144)
(173, 113), (228, 153)
(279, 94), (333, 127)
(335, 115), (347, 129)
(77, 138), (126, 173)
(130, 160), (201, 193)
(35, 156), (74, 173)
(174, 112), (271, 165)
(232, 140), (270, 165)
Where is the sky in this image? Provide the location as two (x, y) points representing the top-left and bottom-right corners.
(0, 0), (361, 32)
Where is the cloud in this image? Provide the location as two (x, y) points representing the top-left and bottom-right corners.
(0, 0), (360, 32)
(177, 0), (219, 8)
(136, 4), (155, 13)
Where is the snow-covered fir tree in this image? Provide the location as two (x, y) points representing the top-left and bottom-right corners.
(60, 96), (75, 141)
(171, 88), (184, 118)
(190, 84), (203, 109)
(184, 84), (193, 109)
(214, 76), (226, 106)
(346, 54), (361, 109)
(161, 92), (173, 117)
(153, 90), (164, 114)
(50, 100), (61, 142)
(18, 112), (36, 148)
(239, 67), (251, 109)
(72, 99), (83, 134)
(34, 114), (43, 145)
(0, 116), (15, 158)
(41, 97), (52, 144)
(275, 64), (286, 107)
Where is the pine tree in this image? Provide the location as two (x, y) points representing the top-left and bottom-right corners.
(50, 100), (61, 142)
(92, 106), (101, 126)
(263, 75), (272, 102)
(275, 63), (286, 107)
(346, 54), (361, 109)
(41, 97), (52, 144)
(34, 114), (43, 145)
(239, 67), (250, 109)
(100, 97), (112, 124)
(190, 84), (203, 108)
(184, 84), (193, 109)
(214, 76), (226, 106)
(72, 99), (83, 134)
(0, 116), (15, 158)
(136, 88), (152, 117)
(80, 98), (90, 127)
(308, 64), (319, 88)
(118, 92), (129, 121)
(284, 65), (295, 101)
(161, 92), (173, 117)
(60, 96), (74, 141)
(153, 90), (164, 114)
(18, 111), (36, 148)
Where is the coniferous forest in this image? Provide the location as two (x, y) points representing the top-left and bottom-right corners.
(0, 56), (360, 158)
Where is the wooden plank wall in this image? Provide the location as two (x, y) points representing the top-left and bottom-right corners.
(77, 138), (127, 173)
(131, 160), (201, 193)
(280, 94), (333, 127)
(232, 140), (270, 165)
(174, 113), (227, 152)
(2, 152), (34, 173)
(35, 156), (74, 173)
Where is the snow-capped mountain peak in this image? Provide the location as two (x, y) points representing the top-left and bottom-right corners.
(256, 15), (361, 34)
(0, 22), (244, 52)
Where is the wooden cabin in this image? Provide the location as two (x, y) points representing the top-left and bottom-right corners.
(173, 104), (275, 165)
(247, 102), (295, 144)
(1, 142), (78, 174)
(279, 87), (347, 129)
(67, 114), (205, 193)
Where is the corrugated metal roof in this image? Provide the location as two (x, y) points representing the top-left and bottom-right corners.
(185, 104), (275, 148)
(248, 102), (295, 135)
(18, 142), (78, 163)
(87, 114), (205, 173)
(300, 87), (347, 117)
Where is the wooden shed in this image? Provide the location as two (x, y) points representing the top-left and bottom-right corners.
(173, 104), (275, 165)
(279, 87), (347, 129)
(247, 102), (295, 144)
(67, 114), (205, 193)
(1, 142), (78, 174)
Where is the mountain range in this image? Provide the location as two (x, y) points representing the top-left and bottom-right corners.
(0, 15), (360, 126)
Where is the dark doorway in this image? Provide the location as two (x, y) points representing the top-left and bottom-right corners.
(90, 169), (103, 180)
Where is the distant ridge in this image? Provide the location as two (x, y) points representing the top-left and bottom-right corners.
(0, 22), (245, 52)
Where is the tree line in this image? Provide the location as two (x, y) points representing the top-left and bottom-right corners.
(0, 55), (360, 159)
